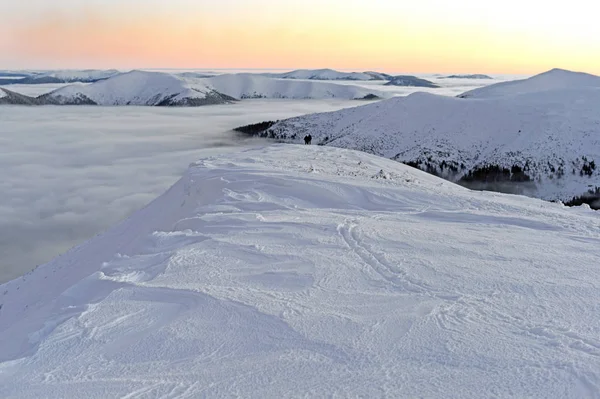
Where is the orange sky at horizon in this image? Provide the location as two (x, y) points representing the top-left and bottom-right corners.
(2, 0), (600, 75)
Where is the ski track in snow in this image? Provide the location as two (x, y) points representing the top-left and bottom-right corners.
(1, 145), (599, 398)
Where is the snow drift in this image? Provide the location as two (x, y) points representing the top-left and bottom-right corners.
(1, 145), (598, 398)
(252, 69), (600, 203)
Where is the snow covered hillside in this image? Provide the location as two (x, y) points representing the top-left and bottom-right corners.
(261, 68), (393, 81)
(460, 68), (600, 98)
(1, 145), (598, 398)
(252, 70), (600, 204)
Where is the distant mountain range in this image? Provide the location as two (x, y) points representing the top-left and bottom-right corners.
(236, 69), (600, 206)
(441, 74), (493, 79)
(0, 71), (385, 106)
(259, 68), (393, 81)
(0, 69), (121, 85)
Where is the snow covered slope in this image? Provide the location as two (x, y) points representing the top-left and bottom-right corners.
(39, 71), (236, 106)
(1, 145), (598, 398)
(207, 73), (383, 99)
(460, 68), (600, 98)
(262, 68), (393, 81)
(253, 83), (600, 202)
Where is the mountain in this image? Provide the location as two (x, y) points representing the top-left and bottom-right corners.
(459, 68), (600, 98)
(384, 75), (439, 87)
(39, 71), (235, 106)
(207, 73), (383, 99)
(242, 74), (600, 204)
(1, 144), (598, 398)
(3, 71), (384, 106)
(38, 70), (236, 106)
(0, 88), (39, 105)
(0, 69), (121, 85)
(442, 74), (493, 79)
(262, 68), (393, 81)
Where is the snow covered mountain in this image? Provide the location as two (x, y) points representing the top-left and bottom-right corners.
(0, 69), (121, 85)
(245, 70), (600, 204)
(1, 145), (598, 398)
(38, 71), (236, 106)
(0, 88), (39, 105)
(385, 75), (439, 87)
(459, 68), (600, 98)
(3, 71), (384, 106)
(261, 68), (393, 81)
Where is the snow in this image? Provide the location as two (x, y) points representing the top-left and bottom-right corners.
(0, 88), (6, 99)
(206, 73), (383, 99)
(261, 68), (391, 81)
(259, 72), (600, 202)
(460, 68), (600, 98)
(1, 145), (599, 398)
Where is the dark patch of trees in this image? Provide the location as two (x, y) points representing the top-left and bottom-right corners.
(233, 121), (277, 136)
(563, 187), (600, 210)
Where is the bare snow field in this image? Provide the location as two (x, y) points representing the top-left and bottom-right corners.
(0, 100), (363, 283)
(0, 145), (598, 398)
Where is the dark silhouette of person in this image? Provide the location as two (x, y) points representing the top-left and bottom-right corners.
(304, 135), (312, 145)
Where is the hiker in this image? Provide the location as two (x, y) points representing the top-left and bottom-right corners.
(304, 134), (312, 145)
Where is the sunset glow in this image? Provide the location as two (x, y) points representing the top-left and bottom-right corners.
(2, 0), (600, 73)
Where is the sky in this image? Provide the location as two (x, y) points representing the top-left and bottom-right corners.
(1, 0), (600, 74)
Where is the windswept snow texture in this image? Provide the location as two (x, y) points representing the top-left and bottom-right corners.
(1, 145), (599, 398)
(460, 68), (600, 98)
(385, 75), (439, 87)
(208, 73), (383, 99)
(261, 68), (393, 81)
(259, 70), (600, 202)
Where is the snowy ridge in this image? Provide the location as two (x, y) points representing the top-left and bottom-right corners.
(207, 73), (383, 99)
(1, 145), (599, 398)
(254, 72), (600, 202)
(460, 68), (600, 98)
(261, 68), (393, 81)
